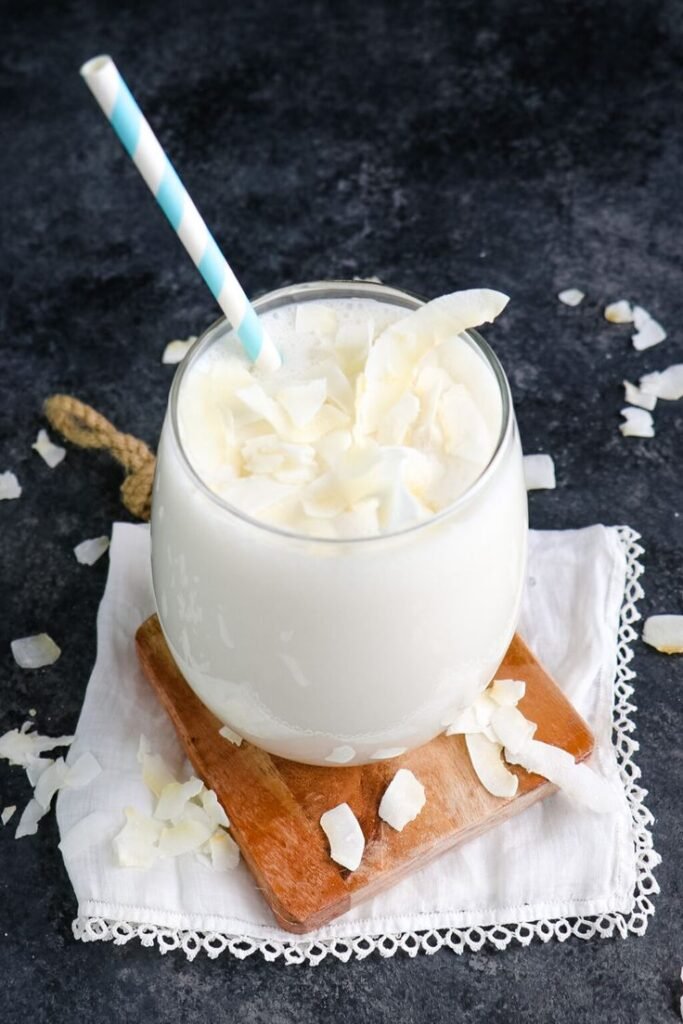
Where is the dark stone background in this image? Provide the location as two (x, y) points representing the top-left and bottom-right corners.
(1, 0), (681, 1020)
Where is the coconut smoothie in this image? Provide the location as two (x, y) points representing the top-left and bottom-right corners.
(151, 283), (528, 765)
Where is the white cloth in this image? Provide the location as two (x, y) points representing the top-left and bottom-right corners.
(56, 523), (659, 964)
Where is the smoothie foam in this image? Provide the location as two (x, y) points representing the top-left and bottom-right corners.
(177, 290), (508, 538)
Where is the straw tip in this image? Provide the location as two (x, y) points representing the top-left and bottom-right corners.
(80, 54), (113, 79)
(255, 337), (282, 373)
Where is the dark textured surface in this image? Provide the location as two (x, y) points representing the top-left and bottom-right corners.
(1, 0), (681, 1021)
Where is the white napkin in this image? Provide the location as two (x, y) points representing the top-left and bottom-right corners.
(56, 523), (659, 964)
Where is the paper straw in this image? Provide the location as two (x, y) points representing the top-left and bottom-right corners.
(80, 55), (281, 372)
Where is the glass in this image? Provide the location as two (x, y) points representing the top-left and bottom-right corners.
(151, 281), (528, 765)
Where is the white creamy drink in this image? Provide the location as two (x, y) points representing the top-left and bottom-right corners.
(151, 282), (528, 765)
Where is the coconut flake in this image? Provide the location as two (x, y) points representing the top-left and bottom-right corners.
(473, 691), (499, 731)
(631, 307), (666, 350)
(619, 407), (654, 438)
(325, 745), (356, 764)
(334, 321), (372, 375)
(194, 848), (213, 870)
(505, 740), (616, 813)
(639, 365), (683, 401)
(162, 336), (196, 364)
(320, 802), (365, 871)
(490, 705), (537, 755)
(34, 757), (68, 809)
(200, 788), (230, 829)
(465, 732), (518, 798)
(277, 379), (327, 428)
(358, 289), (508, 438)
(137, 735), (177, 797)
(154, 777), (204, 822)
(235, 383), (289, 434)
(0, 471), (21, 500)
(558, 289), (585, 307)
(1, 806), (16, 825)
(158, 817), (213, 857)
(218, 724), (243, 747)
(490, 678), (526, 706)
(209, 830), (240, 871)
(113, 807), (163, 867)
(179, 800), (215, 834)
(64, 751), (101, 790)
(377, 392), (421, 446)
(141, 752), (176, 797)
(25, 757), (54, 787)
(10, 633), (61, 669)
(623, 380), (657, 411)
(15, 798), (48, 838)
(32, 428), (66, 468)
(604, 300), (634, 324)
(369, 747), (407, 761)
(378, 769), (426, 832)
(523, 454), (556, 491)
(642, 614), (683, 654)
(444, 705), (480, 736)
(74, 536), (110, 566)
(0, 727), (73, 767)
(59, 811), (111, 859)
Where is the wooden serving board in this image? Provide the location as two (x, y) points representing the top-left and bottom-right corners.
(136, 616), (593, 934)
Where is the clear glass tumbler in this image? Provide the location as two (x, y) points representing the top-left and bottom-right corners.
(151, 281), (528, 765)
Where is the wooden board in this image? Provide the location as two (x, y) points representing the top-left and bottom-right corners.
(136, 616), (593, 934)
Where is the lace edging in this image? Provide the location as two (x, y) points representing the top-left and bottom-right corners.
(71, 527), (660, 964)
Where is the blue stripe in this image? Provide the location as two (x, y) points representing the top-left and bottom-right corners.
(198, 235), (226, 299)
(110, 78), (142, 157)
(236, 305), (264, 362)
(156, 161), (185, 230)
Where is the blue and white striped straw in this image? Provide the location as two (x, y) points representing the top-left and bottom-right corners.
(80, 55), (281, 372)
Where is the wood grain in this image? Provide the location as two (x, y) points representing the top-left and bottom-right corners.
(136, 616), (593, 933)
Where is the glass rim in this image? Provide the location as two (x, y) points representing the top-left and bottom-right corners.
(167, 279), (515, 545)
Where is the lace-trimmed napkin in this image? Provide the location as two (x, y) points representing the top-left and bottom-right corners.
(56, 523), (659, 964)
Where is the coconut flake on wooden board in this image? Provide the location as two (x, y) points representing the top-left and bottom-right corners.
(466, 733), (519, 798)
(445, 677), (616, 812)
(218, 724), (243, 747)
(378, 769), (426, 832)
(490, 678), (526, 705)
(320, 803), (365, 871)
